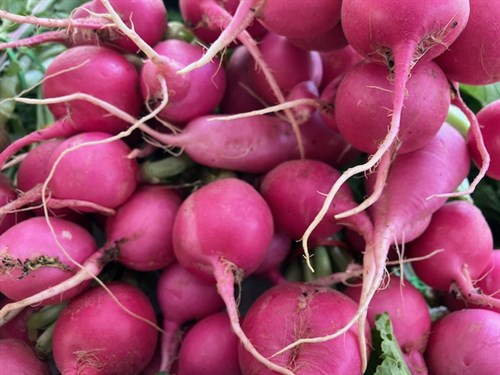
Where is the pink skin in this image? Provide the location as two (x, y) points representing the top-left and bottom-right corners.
(425, 309), (500, 374)
(0, 0), (167, 53)
(0, 46), (141, 169)
(260, 159), (373, 246)
(172, 178), (289, 373)
(46, 132), (139, 210)
(0, 338), (50, 374)
(248, 32), (323, 104)
(468, 99), (500, 180)
(319, 44), (363, 90)
(335, 59), (451, 154)
(355, 124), (470, 367)
(105, 185), (181, 271)
(407, 200), (498, 309)
(220, 45), (265, 114)
(435, 0), (500, 85)
(177, 312), (241, 375)
(254, 232), (292, 285)
(285, 80), (319, 124)
(344, 275), (431, 374)
(156, 262), (224, 372)
(140, 39), (227, 125)
(52, 282), (158, 375)
(239, 282), (369, 375)
(0, 299), (39, 343)
(0, 216), (97, 304)
(287, 22), (348, 52)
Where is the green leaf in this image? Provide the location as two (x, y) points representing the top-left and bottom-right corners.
(365, 313), (411, 375)
(460, 82), (500, 108)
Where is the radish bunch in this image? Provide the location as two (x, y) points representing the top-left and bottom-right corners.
(0, 0), (499, 374)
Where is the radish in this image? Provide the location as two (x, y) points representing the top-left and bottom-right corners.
(0, 216), (97, 304)
(239, 282), (369, 374)
(1, 132), (139, 215)
(177, 312), (241, 375)
(467, 99), (500, 180)
(0, 174), (26, 235)
(157, 262), (224, 372)
(52, 282), (158, 375)
(319, 45), (363, 90)
(282, 124), (470, 370)
(435, 0), (500, 85)
(287, 22), (348, 52)
(425, 309), (500, 374)
(0, 0), (167, 53)
(172, 177), (294, 374)
(254, 232), (292, 285)
(140, 39), (227, 124)
(0, 338), (50, 374)
(344, 275), (432, 374)
(105, 185), (181, 271)
(0, 45), (142, 169)
(0, 299), (38, 343)
(335, 59), (450, 154)
(407, 200), (498, 309)
(260, 159), (373, 245)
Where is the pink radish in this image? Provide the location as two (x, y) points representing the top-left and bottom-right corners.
(435, 0), (500, 85)
(105, 185), (181, 271)
(319, 45), (363, 90)
(0, 338), (50, 374)
(0, 174), (26, 235)
(52, 282), (158, 375)
(425, 309), (500, 374)
(335, 59), (450, 154)
(0, 216), (97, 304)
(177, 312), (241, 375)
(407, 200), (498, 309)
(239, 282), (369, 374)
(157, 262), (224, 372)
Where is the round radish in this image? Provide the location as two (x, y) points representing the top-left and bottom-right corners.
(0, 338), (50, 374)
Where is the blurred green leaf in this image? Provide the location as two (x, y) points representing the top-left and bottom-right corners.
(460, 82), (500, 108)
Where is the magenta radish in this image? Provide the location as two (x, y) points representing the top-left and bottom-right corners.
(156, 262), (224, 372)
(319, 45), (363, 90)
(105, 185), (181, 271)
(0, 45), (142, 169)
(287, 22), (348, 52)
(177, 312), (241, 375)
(407, 200), (498, 309)
(140, 39), (226, 124)
(172, 178), (294, 374)
(254, 232), (292, 285)
(239, 282), (369, 375)
(344, 275), (432, 374)
(467, 99), (500, 180)
(52, 282), (158, 375)
(335, 59), (450, 154)
(425, 309), (500, 374)
(0, 299), (38, 343)
(260, 159), (373, 245)
(0, 0), (167, 53)
(0, 338), (50, 374)
(248, 32), (323, 105)
(0, 216), (97, 304)
(0, 174), (26, 235)
(435, 0), (500, 84)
